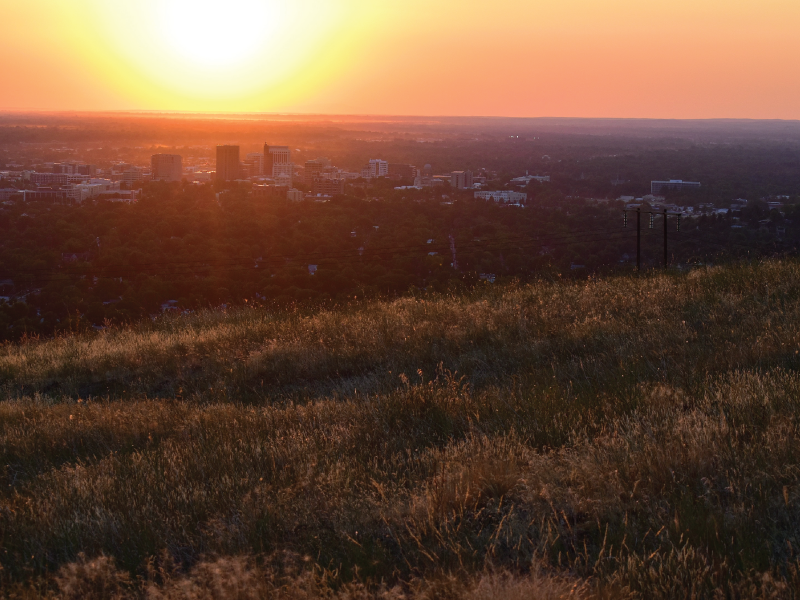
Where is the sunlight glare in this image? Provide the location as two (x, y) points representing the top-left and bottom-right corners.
(158, 0), (279, 68)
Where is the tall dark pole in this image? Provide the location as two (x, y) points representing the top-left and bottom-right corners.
(663, 208), (668, 268)
(637, 208), (641, 272)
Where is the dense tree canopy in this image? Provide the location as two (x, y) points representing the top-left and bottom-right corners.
(0, 181), (795, 341)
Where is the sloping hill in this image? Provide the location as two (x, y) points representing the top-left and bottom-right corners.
(1, 262), (799, 598)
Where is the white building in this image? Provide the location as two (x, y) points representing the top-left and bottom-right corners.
(363, 159), (389, 179)
(474, 190), (527, 203)
(265, 144), (292, 186)
(510, 174), (550, 185)
(67, 184), (101, 203)
(67, 179), (118, 203)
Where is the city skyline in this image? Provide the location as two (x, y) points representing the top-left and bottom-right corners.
(1, 0), (799, 119)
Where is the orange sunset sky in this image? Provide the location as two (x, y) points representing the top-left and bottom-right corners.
(1, 0), (799, 119)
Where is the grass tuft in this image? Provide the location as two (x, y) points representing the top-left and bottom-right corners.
(2, 260), (800, 597)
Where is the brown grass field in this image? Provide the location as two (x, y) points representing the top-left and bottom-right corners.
(1, 261), (800, 598)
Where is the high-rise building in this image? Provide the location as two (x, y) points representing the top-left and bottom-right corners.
(216, 145), (240, 181)
(371, 159), (389, 178)
(304, 158), (333, 185)
(264, 144), (292, 185)
(245, 152), (265, 177)
(304, 160), (325, 185)
(362, 159), (388, 179)
(450, 170), (474, 189)
(151, 154), (183, 182)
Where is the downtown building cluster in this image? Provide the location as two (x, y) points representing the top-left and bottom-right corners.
(0, 141), (551, 207)
(0, 160), (144, 204)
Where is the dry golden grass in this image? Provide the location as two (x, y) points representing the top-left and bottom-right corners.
(2, 261), (800, 598)
(3, 260), (800, 403)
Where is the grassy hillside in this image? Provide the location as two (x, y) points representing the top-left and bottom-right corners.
(1, 261), (800, 598)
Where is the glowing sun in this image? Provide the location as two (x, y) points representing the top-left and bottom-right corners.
(157, 0), (280, 68)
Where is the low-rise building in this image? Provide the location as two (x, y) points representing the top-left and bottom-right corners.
(0, 189), (21, 201)
(474, 190), (527, 203)
(252, 184), (288, 198)
(305, 194), (333, 203)
(21, 188), (70, 202)
(510, 174), (550, 185)
(69, 181), (118, 203)
(287, 188), (304, 202)
(336, 170), (362, 180)
(312, 178), (345, 196)
(30, 172), (69, 185)
(53, 163), (96, 176)
(450, 170), (474, 189)
(122, 167), (145, 184)
(101, 189), (138, 202)
(651, 180), (701, 194)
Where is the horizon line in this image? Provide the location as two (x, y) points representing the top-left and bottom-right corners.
(1, 109), (800, 124)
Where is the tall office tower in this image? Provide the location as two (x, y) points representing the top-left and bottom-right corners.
(246, 152), (264, 176)
(216, 146), (240, 181)
(367, 159), (389, 179)
(264, 144), (292, 185)
(304, 159), (325, 184)
(151, 154), (183, 182)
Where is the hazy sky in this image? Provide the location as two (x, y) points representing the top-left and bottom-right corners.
(2, 0), (799, 118)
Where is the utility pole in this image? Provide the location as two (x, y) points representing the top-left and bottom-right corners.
(637, 208), (641, 272)
(449, 234), (458, 270)
(624, 207), (681, 271)
(663, 208), (668, 268)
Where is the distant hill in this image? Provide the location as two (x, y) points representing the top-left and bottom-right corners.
(1, 260), (799, 598)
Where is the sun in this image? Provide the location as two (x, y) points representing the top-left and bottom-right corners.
(83, 0), (357, 109)
(157, 0), (280, 68)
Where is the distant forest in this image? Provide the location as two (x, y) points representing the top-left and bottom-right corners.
(0, 183), (796, 341)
